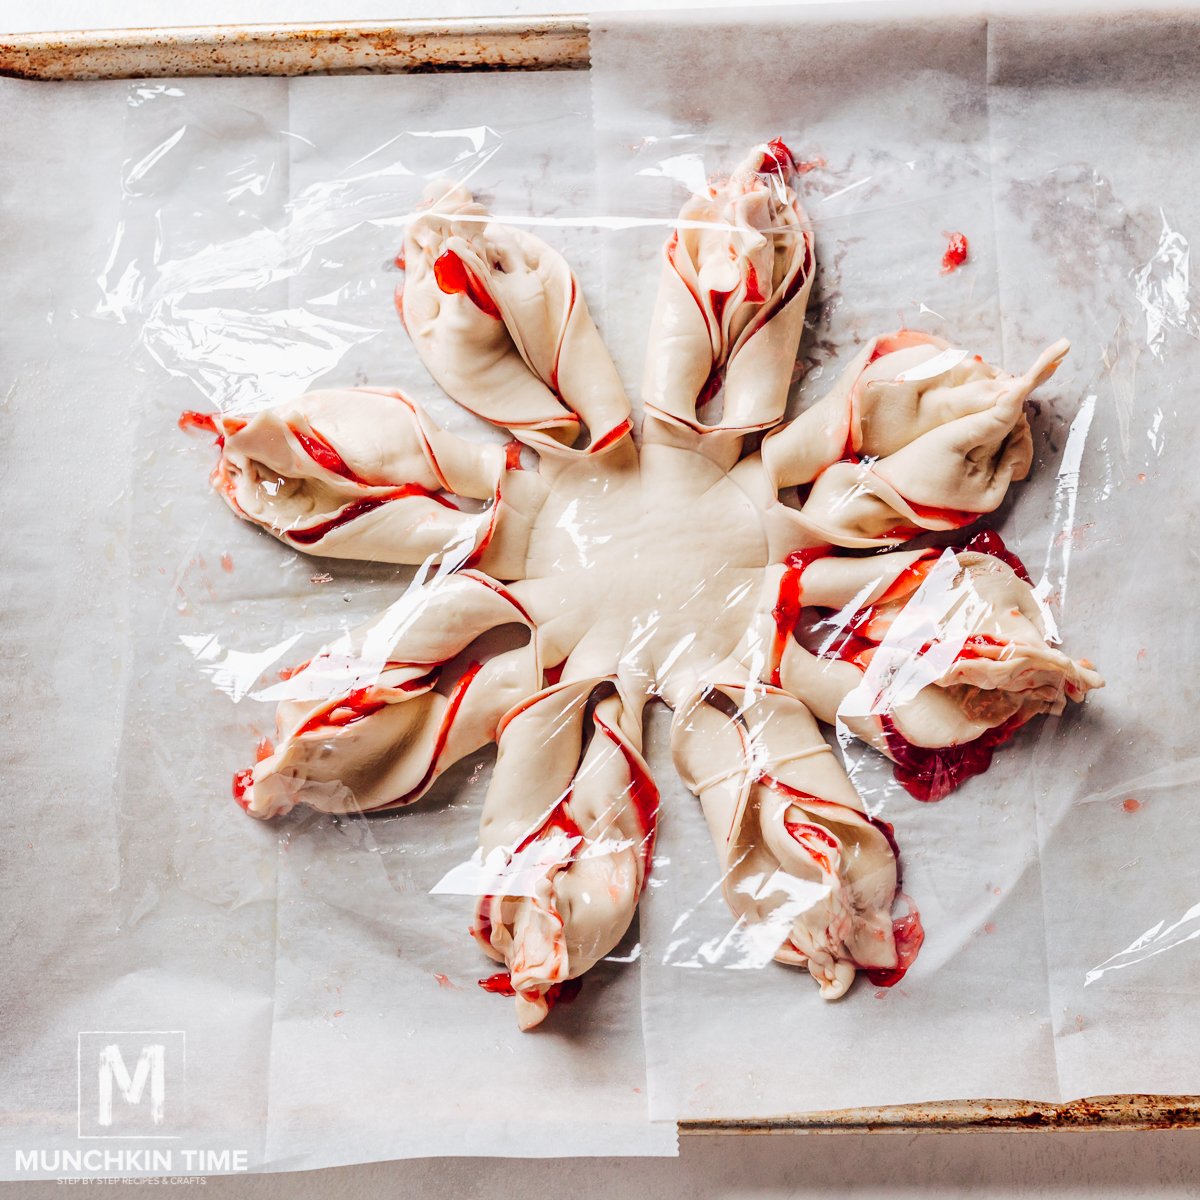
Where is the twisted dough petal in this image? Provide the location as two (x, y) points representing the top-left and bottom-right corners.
(472, 679), (657, 1030)
(240, 571), (540, 819)
(402, 183), (632, 458)
(762, 332), (1068, 546)
(672, 685), (911, 999)
(643, 140), (816, 438)
(185, 387), (518, 566)
(771, 545), (1104, 799)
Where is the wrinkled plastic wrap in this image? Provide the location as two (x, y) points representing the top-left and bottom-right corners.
(589, 5), (1200, 1120)
(2, 3), (1200, 1178)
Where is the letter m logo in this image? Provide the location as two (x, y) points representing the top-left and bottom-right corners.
(78, 1031), (185, 1138)
(98, 1043), (165, 1126)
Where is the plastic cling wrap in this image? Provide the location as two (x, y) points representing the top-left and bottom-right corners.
(2, 4), (1200, 1178)
(1, 71), (675, 1172)
(590, 4), (1200, 1122)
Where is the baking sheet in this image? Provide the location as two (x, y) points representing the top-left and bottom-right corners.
(588, 3), (1200, 1122)
(2, 5), (1200, 1177)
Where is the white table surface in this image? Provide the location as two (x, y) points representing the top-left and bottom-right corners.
(5, 4), (1200, 1196)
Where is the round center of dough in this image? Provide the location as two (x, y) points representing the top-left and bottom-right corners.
(521, 439), (768, 699)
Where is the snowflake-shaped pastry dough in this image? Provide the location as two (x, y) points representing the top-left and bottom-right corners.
(184, 141), (1102, 1030)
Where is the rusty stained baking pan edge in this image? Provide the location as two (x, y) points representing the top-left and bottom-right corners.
(683, 1094), (1200, 1134)
(0, 17), (591, 80)
(3, 16), (1199, 1141)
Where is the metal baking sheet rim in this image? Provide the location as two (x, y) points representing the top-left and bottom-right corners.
(0, 18), (590, 78)
(3, 17), (1197, 1138)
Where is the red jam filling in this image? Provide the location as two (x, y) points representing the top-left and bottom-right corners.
(179, 410), (247, 448)
(478, 973), (583, 1009)
(433, 249), (502, 319)
(881, 712), (1025, 803)
(232, 768), (254, 811)
(770, 545), (834, 685)
(941, 231), (969, 274)
(287, 483), (458, 546)
(866, 908), (926, 987)
(758, 138), (795, 174)
(744, 263), (765, 304)
(783, 819), (839, 875)
(292, 427), (364, 482)
(961, 527), (1032, 583)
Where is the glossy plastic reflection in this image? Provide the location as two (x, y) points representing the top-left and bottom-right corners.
(167, 136), (1103, 1031)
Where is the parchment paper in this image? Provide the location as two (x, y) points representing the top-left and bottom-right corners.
(0, 71), (676, 1175)
(3, 5), (1200, 1176)
(590, 4), (1200, 1120)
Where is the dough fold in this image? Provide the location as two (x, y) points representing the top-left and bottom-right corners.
(773, 542), (1104, 800)
(643, 140), (816, 437)
(472, 680), (657, 1029)
(762, 331), (1069, 546)
(239, 571), (540, 819)
(672, 685), (915, 998)
(185, 388), (510, 566)
(402, 183), (632, 458)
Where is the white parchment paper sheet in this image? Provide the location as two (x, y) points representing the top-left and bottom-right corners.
(3, 5), (1200, 1172)
(589, 4), (1200, 1120)
(0, 71), (676, 1175)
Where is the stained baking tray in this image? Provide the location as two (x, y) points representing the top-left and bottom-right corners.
(1, 15), (1196, 1138)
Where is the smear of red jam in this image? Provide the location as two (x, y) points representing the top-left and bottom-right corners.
(865, 907), (925, 987)
(865, 329), (935, 365)
(479, 971), (517, 996)
(433, 249), (502, 319)
(596, 715), (660, 884)
(961, 527), (1031, 583)
(824, 631), (878, 667)
(295, 688), (389, 737)
(477, 973), (583, 1010)
(255, 737), (274, 763)
(179, 410), (220, 436)
(784, 819), (839, 875)
(882, 712), (1025, 802)
(758, 138), (795, 174)
(780, 238), (814, 308)
(904, 499), (977, 528)
(867, 815), (902, 871)
(179, 411), (247, 448)
(543, 661), (565, 686)
(388, 661), (485, 806)
(795, 155), (826, 174)
(876, 554), (938, 605)
(940, 231), (969, 275)
(744, 263), (765, 304)
(232, 768), (254, 811)
(287, 483), (458, 546)
(515, 791), (586, 853)
(467, 574), (535, 624)
(589, 418), (633, 455)
(292, 666), (438, 739)
(955, 633), (1010, 661)
(504, 440), (524, 472)
(291, 426), (364, 482)
(709, 287), (733, 328)
(695, 368), (723, 414)
(770, 546), (834, 685)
